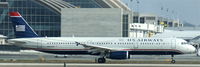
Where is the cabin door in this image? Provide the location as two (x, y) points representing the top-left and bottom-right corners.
(171, 39), (176, 49)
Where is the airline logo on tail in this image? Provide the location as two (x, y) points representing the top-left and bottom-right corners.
(9, 12), (38, 38)
(16, 25), (25, 31)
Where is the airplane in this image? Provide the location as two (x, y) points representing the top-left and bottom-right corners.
(7, 12), (196, 63)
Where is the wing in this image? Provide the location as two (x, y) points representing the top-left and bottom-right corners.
(75, 42), (126, 54)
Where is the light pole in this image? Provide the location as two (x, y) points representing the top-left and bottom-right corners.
(136, 0), (140, 13)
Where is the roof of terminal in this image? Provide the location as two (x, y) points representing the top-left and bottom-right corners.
(36, 0), (131, 14)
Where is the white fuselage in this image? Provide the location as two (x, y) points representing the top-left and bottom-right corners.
(8, 37), (196, 55)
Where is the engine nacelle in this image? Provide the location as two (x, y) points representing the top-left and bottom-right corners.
(106, 51), (130, 59)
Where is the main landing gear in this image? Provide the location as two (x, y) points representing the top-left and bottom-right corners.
(96, 57), (106, 63)
(95, 52), (107, 63)
(171, 55), (176, 64)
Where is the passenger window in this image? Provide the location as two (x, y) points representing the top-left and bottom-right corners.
(181, 42), (188, 45)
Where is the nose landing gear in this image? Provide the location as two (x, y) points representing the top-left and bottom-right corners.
(171, 55), (176, 64)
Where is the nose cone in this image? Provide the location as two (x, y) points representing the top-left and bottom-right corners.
(188, 45), (196, 54)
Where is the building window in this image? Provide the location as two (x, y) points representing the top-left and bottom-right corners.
(140, 17), (145, 23)
(146, 17), (155, 20)
(133, 16), (138, 23)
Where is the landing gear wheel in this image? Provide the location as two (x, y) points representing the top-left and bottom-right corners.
(97, 58), (106, 63)
(171, 60), (176, 64)
(197, 49), (200, 56)
(55, 55), (58, 58)
(170, 55), (176, 64)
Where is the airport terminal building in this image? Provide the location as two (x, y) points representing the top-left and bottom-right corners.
(0, 0), (184, 54)
(0, 0), (133, 38)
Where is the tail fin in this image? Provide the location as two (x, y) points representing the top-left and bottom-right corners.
(9, 12), (38, 38)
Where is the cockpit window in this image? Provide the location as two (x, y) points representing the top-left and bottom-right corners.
(181, 42), (188, 45)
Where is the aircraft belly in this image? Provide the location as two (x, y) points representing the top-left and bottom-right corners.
(129, 50), (183, 55)
(39, 50), (182, 55)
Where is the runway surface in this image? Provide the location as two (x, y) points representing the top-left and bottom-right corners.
(0, 51), (200, 63)
(0, 63), (200, 67)
(0, 53), (200, 61)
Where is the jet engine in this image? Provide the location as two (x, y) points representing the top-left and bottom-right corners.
(106, 51), (130, 59)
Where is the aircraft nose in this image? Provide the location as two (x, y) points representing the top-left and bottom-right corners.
(188, 45), (196, 53)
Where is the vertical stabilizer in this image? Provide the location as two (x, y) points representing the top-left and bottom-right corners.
(9, 12), (38, 38)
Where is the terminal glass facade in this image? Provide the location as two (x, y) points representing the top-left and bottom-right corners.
(0, 0), (129, 38)
(0, 0), (61, 38)
(64, 0), (108, 8)
(123, 15), (129, 37)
